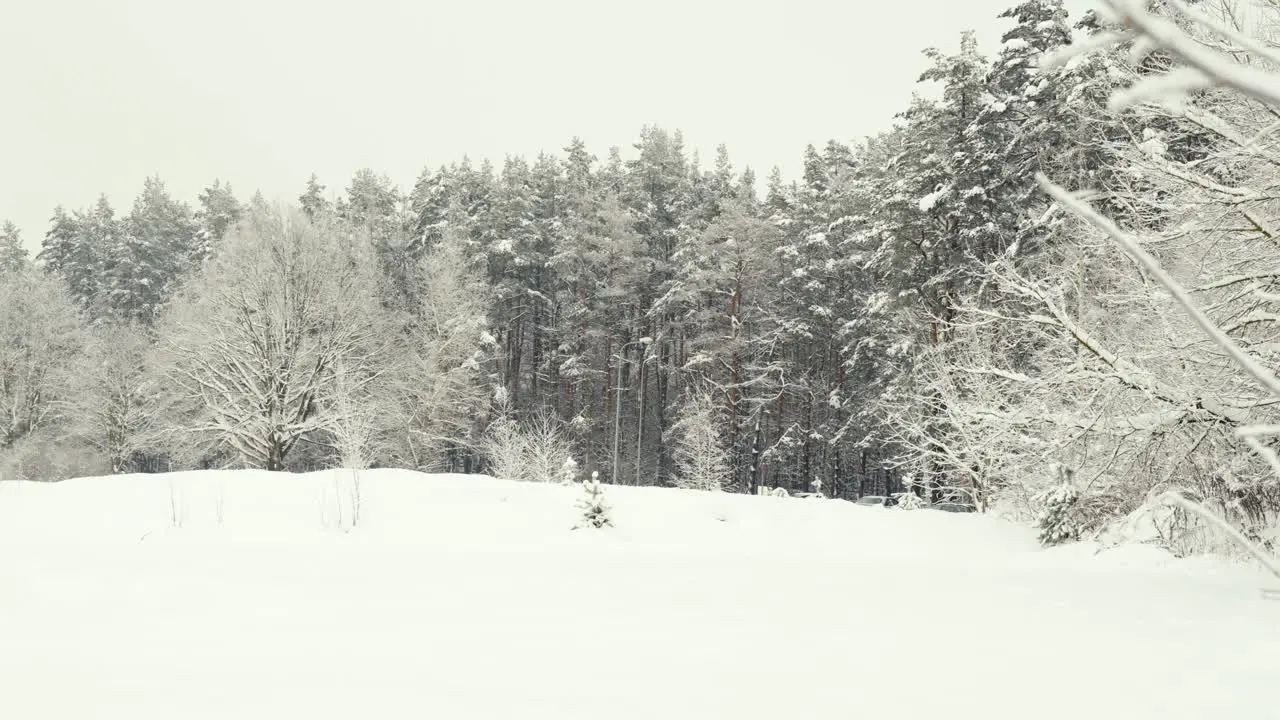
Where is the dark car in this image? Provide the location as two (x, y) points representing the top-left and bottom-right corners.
(854, 495), (899, 508)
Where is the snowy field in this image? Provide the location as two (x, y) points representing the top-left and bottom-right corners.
(1, 470), (1276, 719)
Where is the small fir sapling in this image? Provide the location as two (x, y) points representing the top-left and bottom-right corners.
(574, 470), (612, 530)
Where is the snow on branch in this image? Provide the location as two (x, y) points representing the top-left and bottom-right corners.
(1043, 0), (1280, 108)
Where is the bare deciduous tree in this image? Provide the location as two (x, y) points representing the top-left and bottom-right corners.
(69, 323), (156, 473)
(480, 411), (575, 483)
(155, 205), (387, 471)
(0, 269), (91, 480)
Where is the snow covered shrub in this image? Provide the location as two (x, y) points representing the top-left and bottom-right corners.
(573, 471), (612, 530)
(1037, 483), (1082, 547)
(0, 430), (107, 483)
(893, 491), (925, 511)
(1034, 1), (1280, 585)
(480, 413), (574, 483)
(561, 457), (580, 485)
(521, 414), (575, 483)
(1037, 465), (1083, 547)
(481, 416), (526, 482)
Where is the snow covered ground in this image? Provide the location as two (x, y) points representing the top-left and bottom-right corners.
(0, 470), (1276, 719)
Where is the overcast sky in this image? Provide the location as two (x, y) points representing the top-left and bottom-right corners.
(1, 0), (1096, 252)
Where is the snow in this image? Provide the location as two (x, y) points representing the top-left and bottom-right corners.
(918, 185), (948, 212)
(1, 469), (1277, 719)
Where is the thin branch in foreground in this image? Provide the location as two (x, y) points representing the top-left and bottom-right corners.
(1101, 0), (1280, 108)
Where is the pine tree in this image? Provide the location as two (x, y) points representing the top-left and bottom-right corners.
(341, 168), (402, 243)
(105, 177), (200, 323)
(299, 173), (329, 220)
(0, 221), (28, 273)
(195, 179), (243, 257)
(247, 190), (271, 215)
(38, 204), (100, 309)
(977, 0), (1106, 251)
(407, 165), (453, 254)
(736, 166), (759, 211)
(764, 166), (791, 219)
(625, 126), (696, 485)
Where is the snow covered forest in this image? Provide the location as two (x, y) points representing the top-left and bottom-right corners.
(4, 0), (1280, 552)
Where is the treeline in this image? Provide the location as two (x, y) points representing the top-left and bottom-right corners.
(4, 0), (1280, 551)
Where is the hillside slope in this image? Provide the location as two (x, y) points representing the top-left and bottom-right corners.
(1, 470), (1276, 719)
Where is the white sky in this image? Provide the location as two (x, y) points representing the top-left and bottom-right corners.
(1, 0), (1096, 252)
